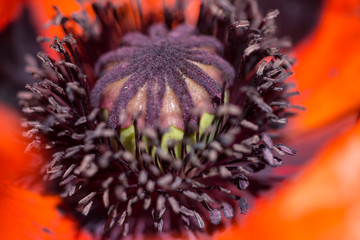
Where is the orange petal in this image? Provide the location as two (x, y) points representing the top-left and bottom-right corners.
(0, 184), (92, 240)
(28, 0), (82, 38)
(291, 0), (360, 133)
(0, 0), (24, 31)
(0, 105), (30, 182)
(215, 119), (360, 240)
(0, 104), (92, 240)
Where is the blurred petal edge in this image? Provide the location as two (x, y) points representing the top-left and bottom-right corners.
(292, 0), (360, 133)
(216, 118), (360, 240)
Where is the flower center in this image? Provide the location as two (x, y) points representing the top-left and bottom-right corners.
(91, 23), (235, 131)
(19, 1), (300, 238)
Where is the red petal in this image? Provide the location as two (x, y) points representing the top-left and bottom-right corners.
(0, 104), (92, 240)
(291, 0), (360, 133)
(215, 119), (360, 240)
(0, 105), (31, 182)
(28, 0), (83, 38)
(0, 184), (93, 240)
(0, 0), (24, 31)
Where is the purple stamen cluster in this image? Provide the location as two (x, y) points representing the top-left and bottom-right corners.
(19, 0), (301, 239)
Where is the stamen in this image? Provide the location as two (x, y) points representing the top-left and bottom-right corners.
(19, 0), (301, 238)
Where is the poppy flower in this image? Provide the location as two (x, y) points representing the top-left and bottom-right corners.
(1, 0), (360, 239)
